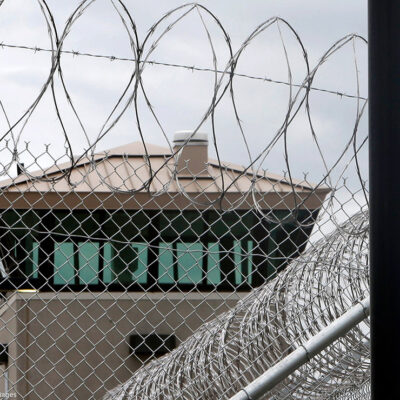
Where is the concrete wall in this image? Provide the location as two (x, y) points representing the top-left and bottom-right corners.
(0, 291), (245, 399)
(0, 296), (18, 399)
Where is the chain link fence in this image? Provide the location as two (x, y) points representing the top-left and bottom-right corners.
(0, 2), (368, 399)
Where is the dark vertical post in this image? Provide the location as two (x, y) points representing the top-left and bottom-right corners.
(219, 237), (236, 288)
(39, 211), (56, 290)
(147, 213), (159, 289)
(369, 1), (400, 398)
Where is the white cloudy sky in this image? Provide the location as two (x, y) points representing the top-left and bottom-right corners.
(0, 0), (368, 211)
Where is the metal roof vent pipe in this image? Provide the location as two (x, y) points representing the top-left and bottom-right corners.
(173, 130), (209, 177)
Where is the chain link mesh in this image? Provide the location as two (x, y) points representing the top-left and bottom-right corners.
(0, 2), (368, 399)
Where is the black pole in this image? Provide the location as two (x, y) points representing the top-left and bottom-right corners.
(369, 1), (400, 398)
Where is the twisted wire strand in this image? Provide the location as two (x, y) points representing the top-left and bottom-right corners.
(0, 3), (370, 399)
(0, 42), (367, 101)
(0, 1), (368, 218)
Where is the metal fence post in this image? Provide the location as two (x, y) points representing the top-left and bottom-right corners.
(369, 1), (400, 398)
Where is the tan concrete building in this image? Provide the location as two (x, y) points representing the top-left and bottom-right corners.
(0, 132), (329, 399)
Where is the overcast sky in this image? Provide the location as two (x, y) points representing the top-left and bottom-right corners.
(0, 0), (368, 222)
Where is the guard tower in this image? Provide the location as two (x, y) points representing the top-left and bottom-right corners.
(0, 131), (329, 399)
